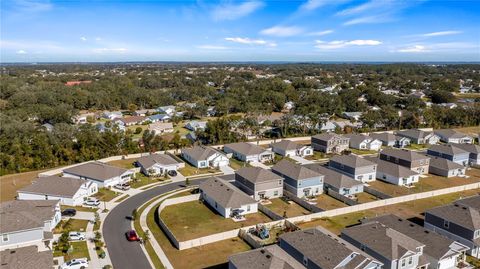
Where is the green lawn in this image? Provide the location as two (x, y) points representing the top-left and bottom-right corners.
(177, 161), (219, 177)
(93, 188), (120, 201)
(265, 198), (310, 218)
(54, 219), (89, 233)
(173, 122), (190, 136)
(349, 148), (378, 155)
(130, 173), (168, 189)
(406, 143), (428, 151)
(93, 221), (101, 232)
(466, 256), (480, 268)
(304, 151), (328, 160)
(229, 158), (250, 170)
(53, 241), (90, 261)
(160, 200), (272, 241)
(60, 205), (97, 213)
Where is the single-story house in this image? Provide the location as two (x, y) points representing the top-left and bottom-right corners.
(328, 155), (377, 183)
(235, 167), (284, 200)
(63, 161), (134, 188)
(396, 129), (440, 145)
(102, 111), (123, 120)
(370, 132), (411, 148)
(184, 121), (207, 131)
(147, 113), (171, 123)
(148, 122), (174, 135)
(434, 129), (473, 144)
(224, 142), (274, 163)
(305, 164), (364, 197)
(270, 140), (313, 157)
(365, 157), (420, 186)
(428, 156), (467, 177)
(318, 121), (336, 132)
(120, 116), (146, 126)
(344, 134), (382, 151)
(199, 177), (258, 218)
(333, 120), (363, 130)
(311, 133), (349, 154)
(157, 105), (176, 115)
(451, 143), (480, 165)
(272, 160), (324, 198)
(342, 111), (363, 121)
(0, 246), (54, 269)
(137, 154), (184, 176)
(17, 176), (98, 206)
(133, 109), (157, 116)
(181, 145), (229, 168)
(427, 144), (470, 166)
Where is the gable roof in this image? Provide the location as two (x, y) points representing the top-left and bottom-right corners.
(63, 161), (130, 181)
(312, 133), (348, 142)
(427, 155), (465, 171)
(434, 129), (471, 139)
(272, 160), (322, 181)
(344, 134), (374, 145)
(428, 144), (469, 156)
(370, 132), (397, 142)
(236, 167), (283, 184)
(365, 157), (418, 178)
(380, 148), (429, 162)
(199, 177), (256, 209)
(304, 164), (361, 189)
(137, 154), (181, 169)
(121, 116), (146, 124)
(396, 129), (433, 140)
(330, 155), (376, 168)
(0, 200), (59, 233)
(229, 245), (304, 269)
(148, 114), (170, 121)
(182, 145), (222, 161)
(0, 246), (53, 269)
(18, 176), (87, 198)
(270, 140), (301, 151)
(426, 195), (480, 231)
(451, 143), (480, 154)
(224, 142), (268, 156)
(149, 122), (173, 131)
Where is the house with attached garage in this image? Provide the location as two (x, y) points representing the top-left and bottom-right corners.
(147, 113), (171, 123)
(137, 153), (184, 176)
(148, 122), (174, 135)
(157, 105), (176, 115)
(344, 134), (382, 151)
(434, 129), (473, 144)
(451, 143), (480, 165)
(224, 142), (274, 163)
(379, 148), (430, 175)
(357, 214), (471, 269)
(0, 245), (54, 269)
(370, 132), (411, 148)
(184, 121), (207, 131)
(365, 157), (420, 186)
(270, 140), (313, 157)
(427, 156), (467, 177)
(182, 145), (229, 168)
(427, 144), (470, 166)
(17, 176), (98, 206)
(234, 167), (284, 201)
(199, 177), (258, 218)
(424, 195), (480, 258)
(311, 133), (349, 154)
(120, 116), (146, 126)
(395, 129), (440, 145)
(328, 155), (377, 183)
(272, 160), (324, 198)
(62, 161), (134, 188)
(0, 200), (61, 251)
(305, 164), (364, 197)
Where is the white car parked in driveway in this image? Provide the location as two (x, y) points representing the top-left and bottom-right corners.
(68, 231), (86, 241)
(84, 198), (100, 207)
(114, 183), (130, 191)
(60, 258), (89, 269)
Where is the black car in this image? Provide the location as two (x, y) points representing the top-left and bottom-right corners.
(61, 208), (77, 217)
(167, 170), (177, 177)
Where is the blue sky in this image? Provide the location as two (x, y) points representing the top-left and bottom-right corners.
(1, 0), (479, 62)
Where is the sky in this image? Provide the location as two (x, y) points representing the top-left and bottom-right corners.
(1, 0), (479, 62)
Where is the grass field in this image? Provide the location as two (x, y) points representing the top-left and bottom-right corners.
(53, 241), (90, 261)
(54, 219), (89, 233)
(0, 168), (53, 202)
(265, 198), (310, 218)
(130, 173), (168, 189)
(160, 200), (272, 241)
(316, 194), (348, 210)
(454, 126), (480, 137)
(349, 149), (378, 155)
(93, 188), (120, 202)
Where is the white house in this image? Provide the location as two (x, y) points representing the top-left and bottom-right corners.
(366, 157), (420, 186)
(224, 142), (274, 163)
(148, 122), (174, 135)
(184, 121), (207, 131)
(17, 176), (98, 206)
(434, 129), (473, 144)
(344, 134), (382, 151)
(63, 161), (134, 188)
(328, 155), (377, 183)
(102, 111), (123, 120)
(181, 145), (229, 168)
(157, 105), (176, 115)
(137, 154), (184, 176)
(270, 140), (313, 157)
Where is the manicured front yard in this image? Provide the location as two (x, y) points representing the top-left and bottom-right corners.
(53, 241), (90, 261)
(160, 200), (272, 241)
(304, 151), (327, 160)
(54, 219), (89, 233)
(316, 194), (348, 210)
(229, 158), (250, 170)
(60, 205), (98, 213)
(177, 161), (219, 177)
(265, 198), (310, 218)
(93, 188), (120, 202)
(130, 173), (168, 189)
(349, 149), (378, 155)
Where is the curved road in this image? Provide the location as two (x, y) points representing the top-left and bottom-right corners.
(103, 179), (208, 269)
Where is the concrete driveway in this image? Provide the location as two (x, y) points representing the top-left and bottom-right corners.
(220, 165), (235, 175)
(290, 155), (314, 165)
(249, 161), (271, 169)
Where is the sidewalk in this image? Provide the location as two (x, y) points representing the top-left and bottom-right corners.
(85, 220), (111, 269)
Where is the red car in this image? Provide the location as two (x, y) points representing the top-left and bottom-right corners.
(125, 230), (140, 241)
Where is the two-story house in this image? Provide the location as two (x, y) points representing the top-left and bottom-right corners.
(427, 144), (469, 166)
(451, 144), (480, 165)
(181, 145), (229, 168)
(272, 160), (324, 198)
(311, 133), (349, 154)
(328, 155), (377, 183)
(434, 129), (473, 144)
(224, 142), (274, 163)
(235, 167), (284, 201)
(365, 157), (420, 186)
(395, 129), (440, 145)
(379, 148), (430, 175)
(305, 164), (364, 197)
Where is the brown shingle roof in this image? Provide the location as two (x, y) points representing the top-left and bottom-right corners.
(0, 246), (53, 269)
(199, 177), (256, 209)
(17, 176), (87, 198)
(63, 161), (130, 181)
(272, 160), (322, 181)
(0, 200), (58, 233)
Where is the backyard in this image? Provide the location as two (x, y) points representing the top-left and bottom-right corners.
(107, 157), (137, 169)
(355, 192), (378, 203)
(264, 198), (310, 218)
(0, 168), (53, 201)
(160, 200), (272, 241)
(316, 194), (348, 210)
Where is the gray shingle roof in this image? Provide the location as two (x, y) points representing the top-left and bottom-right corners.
(434, 129), (471, 139)
(380, 148), (429, 162)
(236, 167), (283, 184)
(17, 176), (87, 198)
(330, 155), (376, 168)
(224, 142), (268, 156)
(427, 155), (465, 171)
(427, 195), (480, 231)
(272, 160), (322, 180)
(137, 154), (181, 169)
(343, 134), (374, 145)
(304, 164), (361, 189)
(63, 161), (130, 181)
(229, 245), (304, 269)
(0, 200), (58, 233)
(182, 145), (220, 161)
(199, 177), (256, 209)
(270, 140), (301, 151)
(0, 246), (53, 269)
(365, 157), (418, 178)
(370, 132), (397, 142)
(396, 129), (432, 140)
(451, 143), (480, 154)
(428, 144), (469, 156)
(312, 133), (348, 142)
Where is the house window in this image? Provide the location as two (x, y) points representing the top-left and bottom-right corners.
(444, 220), (450, 228)
(369, 175), (372, 180)
(274, 190), (279, 196)
(401, 259), (406, 267)
(45, 195), (48, 200)
(247, 205), (251, 211)
(2, 234), (8, 242)
(278, 180), (282, 186)
(408, 256), (413, 265)
(475, 230), (480, 238)
(215, 202), (217, 208)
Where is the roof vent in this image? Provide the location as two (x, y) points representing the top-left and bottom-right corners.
(409, 224), (414, 227)
(10, 250), (15, 254)
(260, 249), (265, 254)
(266, 254), (271, 259)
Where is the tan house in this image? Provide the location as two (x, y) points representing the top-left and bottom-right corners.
(149, 122), (174, 135)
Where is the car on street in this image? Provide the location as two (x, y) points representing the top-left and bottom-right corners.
(114, 183), (130, 191)
(68, 231), (86, 241)
(84, 198), (100, 207)
(167, 170), (177, 177)
(125, 229), (140, 241)
(60, 258), (89, 269)
(61, 208), (77, 217)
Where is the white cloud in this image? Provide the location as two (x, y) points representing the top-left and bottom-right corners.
(11, 0), (53, 12)
(196, 45), (228, 50)
(395, 42), (477, 53)
(95, 37), (102, 41)
(307, 30), (334, 36)
(92, 48), (127, 53)
(397, 45), (428, 53)
(260, 26), (303, 37)
(16, 50), (27, 54)
(337, 0), (386, 16)
(315, 39), (382, 49)
(212, 1), (264, 21)
(343, 14), (391, 25)
(225, 37), (276, 47)
(80, 37), (87, 42)
(299, 0), (351, 12)
(421, 31), (462, 37)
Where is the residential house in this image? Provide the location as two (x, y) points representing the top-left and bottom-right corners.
(318, 121), (336, 133)
(235, 167), (284, 200)
(270, 140), (313, 157)
(357, 214), (470, 269)
(181, 145), (229, 168)
(451, 144), (480, 165)
(305, 164), (364, 197)
(0, 200), (61, 250)
(271, 160), (324, 198)
(73, 112), (95, 124)
(63, 161), (134, 188)
(311, 133), (349, 154)
(17, 176), (98, 206)
(365, 157), (420, 186)
(148, 113), (171, 123)
(279, 228), (383, 269)
(148, 122), (174, 135)
(229, 244), (305, 269)
(102, 111), (123, 120)
(434, 129), (473, 144)
(427, 144), (470, 166)
(120, 116), (146, 126)
(96, 121), (126, 132)
(328, 155), (377, 183)
(133, 109), (157, 116)
(157, 105), (176, 115)
(0, 246), (54, 269)
(396, 129), (440, 145)
(424, 195), (480, 258)
(199, 177), (258, 218)
(224, 142), (274, 163)
(256, 113), (284, 125)
(428, 156), (467, 178)
(342, 111), (363, 121)
(341, 220), (427, 269)
(333, 120), (363, 130)
(137, 154), (184, 176)
(379, 148), (430, 174)
(344, 134), (382, 151)
(371, 133), (411, 148)
(184, 121), (207, 131)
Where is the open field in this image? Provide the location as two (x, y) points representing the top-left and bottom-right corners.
(316, 194), (348, 210)
(0, 168), (53, 202)
(454, 126), (480, 137)
(265, 198), (310, 218)
(297, 189), (480, 235)
(160, 200), (272, 241)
